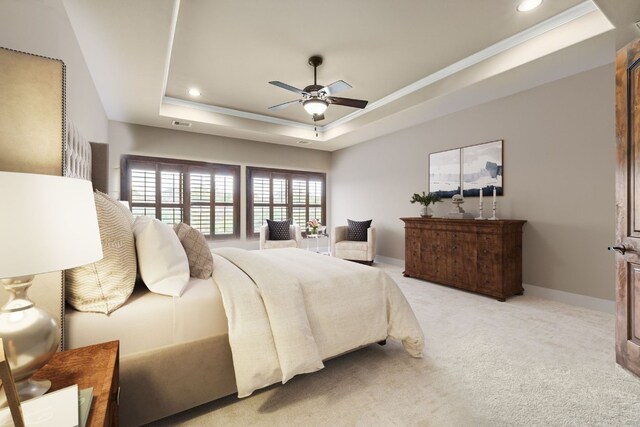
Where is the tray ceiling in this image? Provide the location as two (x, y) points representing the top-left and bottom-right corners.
(62, 0), (633, 150)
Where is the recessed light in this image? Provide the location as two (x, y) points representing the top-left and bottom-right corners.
(517, 0), (542, 12)
(188, 88), (201, 97)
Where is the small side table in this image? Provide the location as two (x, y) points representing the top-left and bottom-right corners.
(32, 340), (120, 427)
(305, 233), (330, 254)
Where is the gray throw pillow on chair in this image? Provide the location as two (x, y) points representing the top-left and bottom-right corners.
(347, 219), (372, 241)
(266, 219), (292, 240)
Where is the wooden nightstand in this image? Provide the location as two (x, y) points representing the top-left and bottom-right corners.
(32, 340), (119, 427)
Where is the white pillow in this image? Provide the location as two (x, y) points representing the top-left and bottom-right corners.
(133, 217), (190, 297)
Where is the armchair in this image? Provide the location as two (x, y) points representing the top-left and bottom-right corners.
(331, 226), (376, 265)
(260, 223), (303, 249)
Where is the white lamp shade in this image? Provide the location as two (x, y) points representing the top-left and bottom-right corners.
(303, 99), (328, 115)
(0, 172), (103, 278)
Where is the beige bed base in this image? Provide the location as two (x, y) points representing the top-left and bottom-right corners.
(120, 333), (237, 426)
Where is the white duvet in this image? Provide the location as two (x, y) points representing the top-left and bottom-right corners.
(211, 247), (424, 397)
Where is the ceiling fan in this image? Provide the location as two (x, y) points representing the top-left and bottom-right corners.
(268, 56), (368, 122)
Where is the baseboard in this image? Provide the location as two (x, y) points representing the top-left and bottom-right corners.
(375, 255), (405, 267)
(378, 256), (614, 314)
(522, 283), (614, 314)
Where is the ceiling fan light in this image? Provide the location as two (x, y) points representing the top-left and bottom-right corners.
(517, 0), (542, 12)
(303, 99), (328, 115)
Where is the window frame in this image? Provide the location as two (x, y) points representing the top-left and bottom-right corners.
(246, 166), (326, 239)
(121, 154), (240, 240)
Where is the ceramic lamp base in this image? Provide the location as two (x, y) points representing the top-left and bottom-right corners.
(16, 378), (51, 400)
(0, 276), (58, 404)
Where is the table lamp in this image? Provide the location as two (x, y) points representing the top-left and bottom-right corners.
(0, 172), (102, 400)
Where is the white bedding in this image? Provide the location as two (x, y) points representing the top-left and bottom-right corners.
(212, 247), (424, 398)
(65, 264), (229, 356)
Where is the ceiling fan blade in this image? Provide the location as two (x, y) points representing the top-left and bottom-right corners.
(312, 113), (325, 122)
(327, 96), (368, 109)
(320, 80), (352, 96)
(268, 99), (301, 111)
(269, 81), (308, 95)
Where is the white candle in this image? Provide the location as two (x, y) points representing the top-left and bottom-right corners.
(479, 190), (483, 203)
(492, 187), (496, 203)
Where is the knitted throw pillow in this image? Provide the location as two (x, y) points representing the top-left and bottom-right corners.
(347, 219), (372, 241)
(174, 222), (214, 279)
(266, 219), (291, 241)
(65, 191), (136, 314)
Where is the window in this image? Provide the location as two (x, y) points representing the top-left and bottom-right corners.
(247, 167), (326, 238)
(121, 155), (240, 239)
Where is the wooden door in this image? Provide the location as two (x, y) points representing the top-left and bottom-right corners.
(615, 39), (640, 376)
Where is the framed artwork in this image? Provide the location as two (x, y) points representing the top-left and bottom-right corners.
(462, 140), (503, 197)
(428, 140), (503, 198)
(428, 148), (461, 199)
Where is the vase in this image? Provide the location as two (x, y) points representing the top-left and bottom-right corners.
(420, 206), (432, 218)
(311, 227), (318, 235)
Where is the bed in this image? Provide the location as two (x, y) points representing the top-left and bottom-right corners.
(66, 247), (424, 425)
(61, 129), (423, 426)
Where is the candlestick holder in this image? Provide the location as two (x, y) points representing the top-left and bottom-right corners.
(475, 200), (485, 220)
(489, 200), (498, 220)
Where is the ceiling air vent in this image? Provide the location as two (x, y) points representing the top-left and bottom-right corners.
(296, 140), (312, 145)
(171, 120), (192, 128)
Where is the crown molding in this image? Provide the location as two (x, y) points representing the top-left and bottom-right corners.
(160, 0), (599, 136)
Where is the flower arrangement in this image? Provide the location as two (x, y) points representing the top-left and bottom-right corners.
(307, 218), (320, 234)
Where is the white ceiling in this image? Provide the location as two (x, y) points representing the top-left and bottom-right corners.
(61, 0), (639, 151)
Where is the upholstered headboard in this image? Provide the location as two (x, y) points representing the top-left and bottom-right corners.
(0, 47), (67, 349)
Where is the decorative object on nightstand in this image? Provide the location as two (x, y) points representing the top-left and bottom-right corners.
(0, 172), (102, 401)
(447, 194), (474, 219)
(409, 192), (442, 217)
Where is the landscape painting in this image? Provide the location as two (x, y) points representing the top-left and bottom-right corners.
(462, 140), (503, 197)
(429, 148), (460, 199)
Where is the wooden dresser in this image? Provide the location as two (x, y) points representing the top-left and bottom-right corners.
(401, 217), (526, 301)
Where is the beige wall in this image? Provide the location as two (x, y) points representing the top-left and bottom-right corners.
(0, 0), (108, 142)
(108, 121), (332, 245)
(330, 64), (615, 301)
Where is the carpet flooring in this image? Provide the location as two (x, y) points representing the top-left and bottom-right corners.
(150, 264), (640, 426)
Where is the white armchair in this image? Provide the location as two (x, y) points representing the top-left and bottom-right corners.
(260, 224), (303, 249)
(331, 226), (376, 264)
